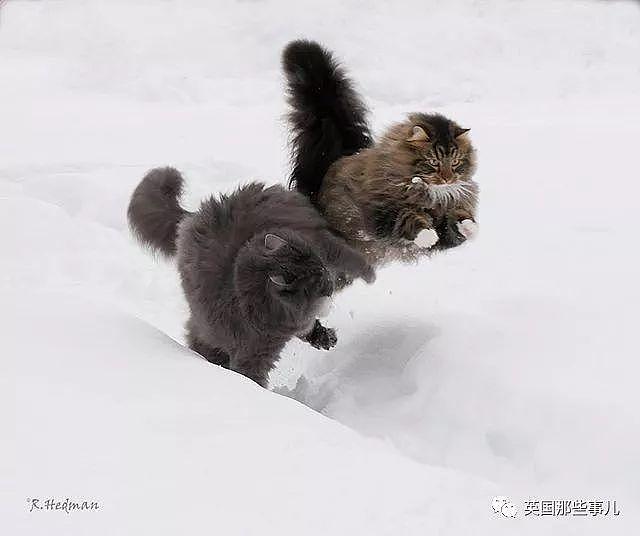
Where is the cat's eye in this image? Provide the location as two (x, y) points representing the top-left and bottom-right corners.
(269, 274), (288, 287)
(428, 158), (439, 167)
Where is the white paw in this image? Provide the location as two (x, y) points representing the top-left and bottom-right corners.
(414, 228), (439, 249)
(406, 176), (426, 191)
(457, 219), (478, 240)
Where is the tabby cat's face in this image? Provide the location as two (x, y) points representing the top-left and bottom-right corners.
(405, 113), (476, 186)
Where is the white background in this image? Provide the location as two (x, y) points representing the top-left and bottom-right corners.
(1, 1), (639, 534)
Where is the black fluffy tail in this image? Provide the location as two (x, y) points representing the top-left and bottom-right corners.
(283, 40), (372, 202)
(127, 167), (190, 256)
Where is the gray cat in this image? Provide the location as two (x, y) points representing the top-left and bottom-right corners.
(128, 167), (375, 387)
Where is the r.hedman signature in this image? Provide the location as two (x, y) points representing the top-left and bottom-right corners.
(28, 497), (100, 514)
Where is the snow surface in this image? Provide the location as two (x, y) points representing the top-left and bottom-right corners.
(2, 0), (640, 534)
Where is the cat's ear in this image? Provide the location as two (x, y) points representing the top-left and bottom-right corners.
(407, 125), (430, 143)
(265, 233), (287, 252)
(454, 127), (470, 139)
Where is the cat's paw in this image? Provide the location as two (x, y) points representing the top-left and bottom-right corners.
(436, 217), (465, 249)
(457, 219), (478, 240)
(313, 326), (337, 350)
(304, 320), (338, 350)
(414, 228), (439, 249)
(407, 176), (426, 190)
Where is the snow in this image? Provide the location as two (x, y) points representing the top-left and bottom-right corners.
(3, 290), (500, 535)
(2, 0), (639, 534)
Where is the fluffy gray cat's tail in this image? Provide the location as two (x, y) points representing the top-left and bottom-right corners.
(127, 167), (190, 256)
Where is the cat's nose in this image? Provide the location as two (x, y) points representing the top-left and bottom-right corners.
(440, 167), (454, 182)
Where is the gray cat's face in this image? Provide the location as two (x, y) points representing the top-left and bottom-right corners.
(235, 232), (335, 330)
(234, 230), (337, 334)
(264, 234), (333, 319)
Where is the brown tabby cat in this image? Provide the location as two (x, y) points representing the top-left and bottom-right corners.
(319, 113), (478, 264)
(283, 40), (479, 266)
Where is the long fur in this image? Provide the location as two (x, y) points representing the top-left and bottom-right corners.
(128, 168), (375, 387)
(317, 115), (478, 264)
(283, 39), (373, 202)
(283, 42), (479, 267)
(425, 181), (478, 208)
(127, 167), (190, 256)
